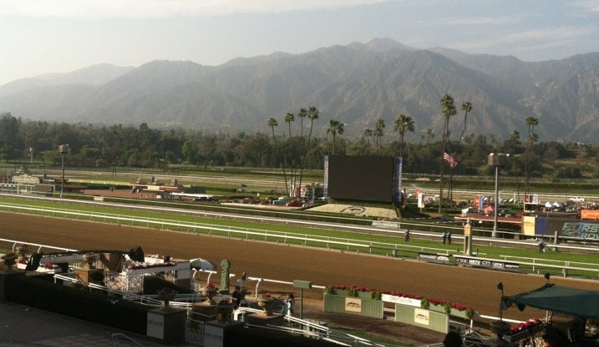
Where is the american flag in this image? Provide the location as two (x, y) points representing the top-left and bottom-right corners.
(443, 151), (458, 169)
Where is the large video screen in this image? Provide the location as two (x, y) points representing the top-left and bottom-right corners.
(325, 155), (398, 203)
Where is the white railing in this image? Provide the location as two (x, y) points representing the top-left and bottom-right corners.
(0, 203), (372, 248)
(111, 333), (147, 346)
(499, 254), (599, 277)
(0, 237), (78, 253)
(3, 201), (599, 279)
(0, 203), (425, 255)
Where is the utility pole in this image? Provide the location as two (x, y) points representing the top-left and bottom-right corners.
(488, 153), (508, 238)
(58, 144), (69, 198)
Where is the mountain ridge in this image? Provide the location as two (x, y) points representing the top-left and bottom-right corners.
(1, 39), (598, 143)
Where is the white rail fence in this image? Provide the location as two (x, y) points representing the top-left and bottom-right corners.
(0, 203), (451, 256)
(2, 203), (599, 279)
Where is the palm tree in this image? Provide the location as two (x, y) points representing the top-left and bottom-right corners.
(439, 94), (457, 213)
(306, 107), (320, 143)
(441, 95), (457, 145)
(283, 112), (296, 194)
(267, 118), (278, 141)
(363, 128), (373, 154)
(393, 114), (414, 158)
(298, 107), (320, 197)
(524, 117), (539, 195)
(284, 113), (295, 138)
(525, 117), (539, 135)
(267, 117), (289, 195)
(424, 128), (435, 144)
(374, 119), (386, 154)
(528, 132), (538, 142)
(326, 120), (344, 155)
(459, 102), (473, 144)
(297, 108), (308, 138)
(363, 128), (373, 143)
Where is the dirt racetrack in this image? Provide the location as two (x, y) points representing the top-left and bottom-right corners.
(2, 211), (599, 344)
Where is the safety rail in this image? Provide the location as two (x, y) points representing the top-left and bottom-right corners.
(239, 306), (404, 347)
(4, 200), (599, 257)
(2, 238), (78, 253)
(0, 202), (486, 259)
(0, 203), (379, 251)
(110, 332), (147, 346)
(49, 273), (399, 347)
(499, 255), (599, 277)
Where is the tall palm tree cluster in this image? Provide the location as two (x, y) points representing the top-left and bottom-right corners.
(524, 116), (540, 195)
(433, 94), (543, 209)
(268, 106), (425, 197)
(361, 114), (416, 157)
(1, 109), (562, 191)
(268, 107), (321, 197)
(437, 95), (474, 212)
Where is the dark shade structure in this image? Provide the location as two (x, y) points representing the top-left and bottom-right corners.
(505, 283), (599, 319)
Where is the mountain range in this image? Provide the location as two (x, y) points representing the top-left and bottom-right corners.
(1, 38), (598, 143)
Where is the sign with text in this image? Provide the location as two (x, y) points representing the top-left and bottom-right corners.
(418, 252), (451, 265)
(562, 222), (599, 240)
(454, 256), (519, 271)
(204, 324), (225, 347)
(382, 294), (421, 308)
(581, 210), (599, 221)
(146, 312), (165, 339)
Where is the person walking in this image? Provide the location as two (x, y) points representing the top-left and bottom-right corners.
(281, 293), (295, 317)
(232, 286), (242, 309)
(235, 272), (247, 306)
(404, 229), (410, 242)
(447, 231), (452, 244)
(442, 231), (447, 244)
(540, 238), (545, 253)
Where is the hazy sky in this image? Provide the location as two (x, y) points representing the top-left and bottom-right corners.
(1, 0), (598, 86)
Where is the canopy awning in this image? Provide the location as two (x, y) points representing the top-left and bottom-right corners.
(505, 283), (599, 319)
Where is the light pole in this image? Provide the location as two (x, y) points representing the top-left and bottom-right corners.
(488, 153), (508, 238)
(58, 144), (69, 198)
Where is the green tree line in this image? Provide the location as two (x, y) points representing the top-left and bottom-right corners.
(1, 110), (598, 181)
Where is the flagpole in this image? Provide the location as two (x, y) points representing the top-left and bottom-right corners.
(439, 156), (444, 214)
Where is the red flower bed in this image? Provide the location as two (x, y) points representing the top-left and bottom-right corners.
(507, 318), (543, 334)
(428, 298), (448, 306)
(43, 263), (56, 269)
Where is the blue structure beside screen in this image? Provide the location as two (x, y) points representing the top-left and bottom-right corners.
(323, 155), (329, 198)
(393, 157), (402, 203)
